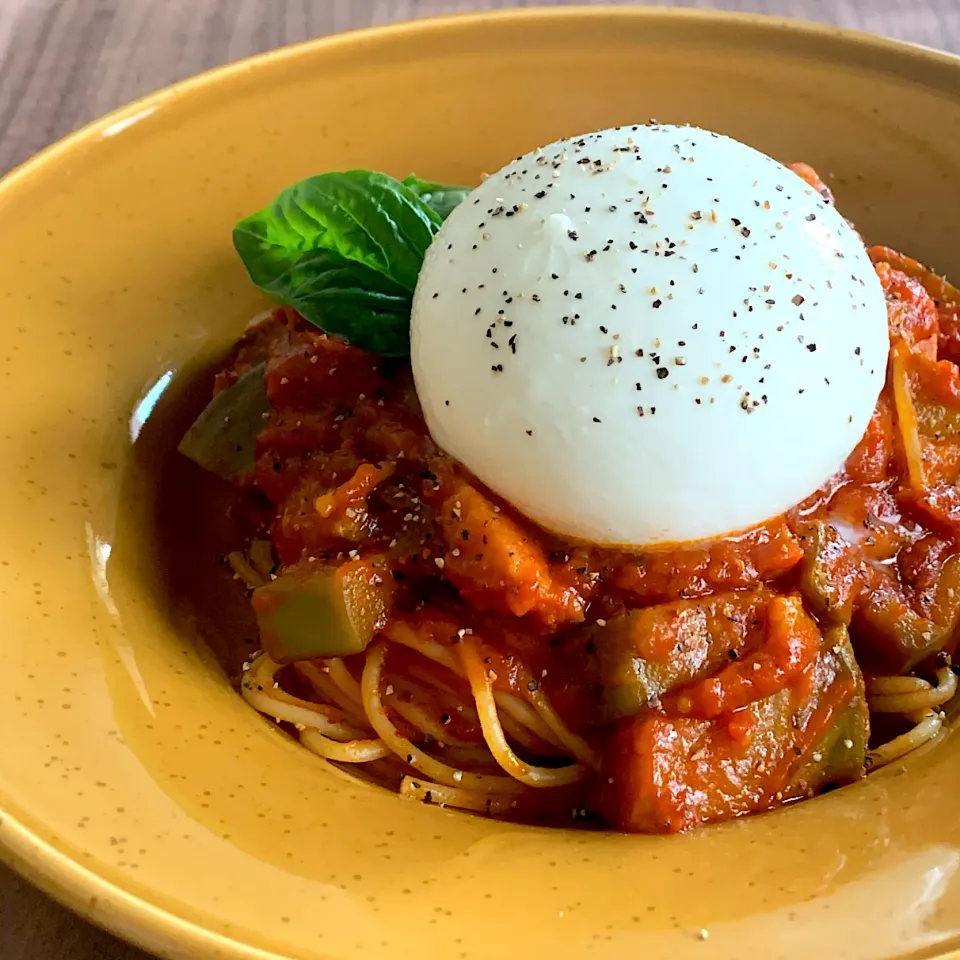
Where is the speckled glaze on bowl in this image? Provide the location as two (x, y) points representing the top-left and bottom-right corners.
(2, 8), (960, 960)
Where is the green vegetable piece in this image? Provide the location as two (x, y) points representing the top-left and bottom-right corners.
(233, 170), (447, 356)
(615, 627), (867, 832)
(797, 521), (859, 624)
(785, 626), (868, 795)
(581, 591), (769, 723)
(251, 562), (390, 663)
(798, 518), (960, 673)
(178, 363), (270, 480)
(401, 175), (471, 220)
(853, 554), (960, 673)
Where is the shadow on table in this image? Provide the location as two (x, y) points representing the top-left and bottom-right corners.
(0, 863), (152, 960)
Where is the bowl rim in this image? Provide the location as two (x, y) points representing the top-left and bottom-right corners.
(3, 6), (960, 959)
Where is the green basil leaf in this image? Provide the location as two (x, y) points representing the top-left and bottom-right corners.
(254, 247), (412, 357)
(402, 175), (471, 220)
(234, 170), (442, 294)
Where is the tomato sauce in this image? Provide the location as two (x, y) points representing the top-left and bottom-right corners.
(222, 240), (960, 832)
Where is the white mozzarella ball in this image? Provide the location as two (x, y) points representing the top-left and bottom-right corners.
(411, 124), (888, 547)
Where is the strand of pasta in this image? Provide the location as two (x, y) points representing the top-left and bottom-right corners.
(259, 650), (506, 781)
(868, 667), (957, 715)
(293, 661), (371, 729)
(495, 704), (562, 755)
(384, 621), (460, 672)
(241, 654), (365, 738)
(227, 552), (268, 590)
(361, 640), (525, 795)
(384, 674), (480, 747)
(300, 728), (389, 763)
(867, 675), (929, 696)
(438, 744), (504, 770)
(495, 693), (565, 751)
(294, 659), (485, 765)
(457, 636), (586, 788)
(385, 621), (575, 755)
(868, 708), (944, 770)
(326, 657), (365, 708)
(405, 661), (467, 701)
(524, 684), (601, 770)
(389, 697), (476, 748)
(398, 776), (519, 816)
(328, 649), (558, 761)
(266, 649), (498, 775)
(401, 661), (555, 754)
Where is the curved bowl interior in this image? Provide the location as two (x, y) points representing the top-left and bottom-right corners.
(2, 8), (960, 960)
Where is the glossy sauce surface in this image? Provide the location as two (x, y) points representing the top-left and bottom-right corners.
(223, 226), (960, 832)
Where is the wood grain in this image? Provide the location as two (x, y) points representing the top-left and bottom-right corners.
(0, 0), (957, 957)
(2, 0), (959, 175)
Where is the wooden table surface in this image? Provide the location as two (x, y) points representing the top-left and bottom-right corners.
(1, 0), (958, 957)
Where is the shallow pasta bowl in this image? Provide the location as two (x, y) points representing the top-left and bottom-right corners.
(3, 7), (960, 960)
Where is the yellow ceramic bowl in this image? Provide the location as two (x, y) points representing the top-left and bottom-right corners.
(3, 8), (960, 959)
